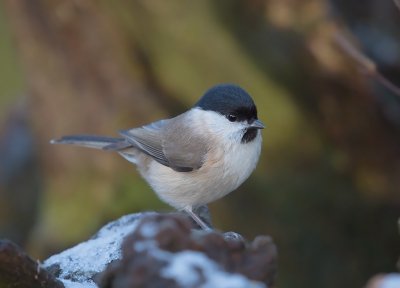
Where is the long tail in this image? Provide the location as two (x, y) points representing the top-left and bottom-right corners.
(50, 135), (131, 150)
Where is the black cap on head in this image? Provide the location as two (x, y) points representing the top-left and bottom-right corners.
(194, 84), (258, 122)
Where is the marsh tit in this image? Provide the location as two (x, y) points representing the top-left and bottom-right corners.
(51, 84), (265, 230)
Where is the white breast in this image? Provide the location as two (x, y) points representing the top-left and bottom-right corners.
(221, 134), (262, 191)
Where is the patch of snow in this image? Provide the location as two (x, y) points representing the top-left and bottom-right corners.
(134, 239), (158, 252)
(43, 212), (266, 288)
(161, 250), (265, 288)
(61, 279), (98, 288)
(381, 273), (400, 288)
(43, 213), (144, 288)
(139, 222), (159, 238)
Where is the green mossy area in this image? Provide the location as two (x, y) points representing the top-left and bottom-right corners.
(0, 7), (24, 117)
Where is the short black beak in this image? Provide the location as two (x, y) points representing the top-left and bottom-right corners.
(248, 119), (265, 129)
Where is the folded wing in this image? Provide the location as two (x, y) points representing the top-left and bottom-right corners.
(118, 115), (208, 172)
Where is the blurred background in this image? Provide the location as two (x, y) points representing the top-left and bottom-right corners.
(1, 0), (400, 287)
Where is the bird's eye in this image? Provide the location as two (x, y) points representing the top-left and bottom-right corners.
(227, 114), (237, 122)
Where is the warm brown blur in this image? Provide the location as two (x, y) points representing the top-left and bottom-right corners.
(1, 1), (400, 288)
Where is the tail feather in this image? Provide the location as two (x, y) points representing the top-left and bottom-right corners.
(50, 135), (127, 150)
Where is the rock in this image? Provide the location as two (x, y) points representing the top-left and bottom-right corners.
(43, 213), (143, 287)
(97, 214), (277, 288)
(35, 212), (277, 288)
(0, 239), (64, 288)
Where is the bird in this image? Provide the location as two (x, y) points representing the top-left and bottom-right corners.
(51, 84), (265, 230)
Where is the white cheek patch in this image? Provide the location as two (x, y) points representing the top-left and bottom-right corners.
(189, 109), (246, 143)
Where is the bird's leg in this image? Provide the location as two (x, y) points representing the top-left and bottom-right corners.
(184, 206), (211, 230)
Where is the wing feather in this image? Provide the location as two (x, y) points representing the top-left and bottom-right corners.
(119, 114), (209, 172)
(118, 120), (169, 166)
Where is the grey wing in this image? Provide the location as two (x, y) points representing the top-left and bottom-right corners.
(118, 120), (170, 167)
(119, 115), (208, 172)
(161, 114), (209, 172)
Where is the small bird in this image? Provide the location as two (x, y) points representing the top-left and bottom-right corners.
(51, 84), (265, 230)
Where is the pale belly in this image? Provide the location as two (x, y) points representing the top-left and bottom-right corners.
(140, 135), (262, 210)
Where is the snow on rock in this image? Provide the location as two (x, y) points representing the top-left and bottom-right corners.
(116, 237), (266, 288)
(60, 279), (98, 288)
(42, 212), (276, 288)
(381, 274), (400, 288)
(43, 213), (146, 288)
(365, 273), (400, 288)
(98, 213), (276, 288)
(161, 250), (264, 288)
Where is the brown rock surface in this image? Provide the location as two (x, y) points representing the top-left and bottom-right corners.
(98, 214), (277, 288)
(0, 239), (64, 288)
